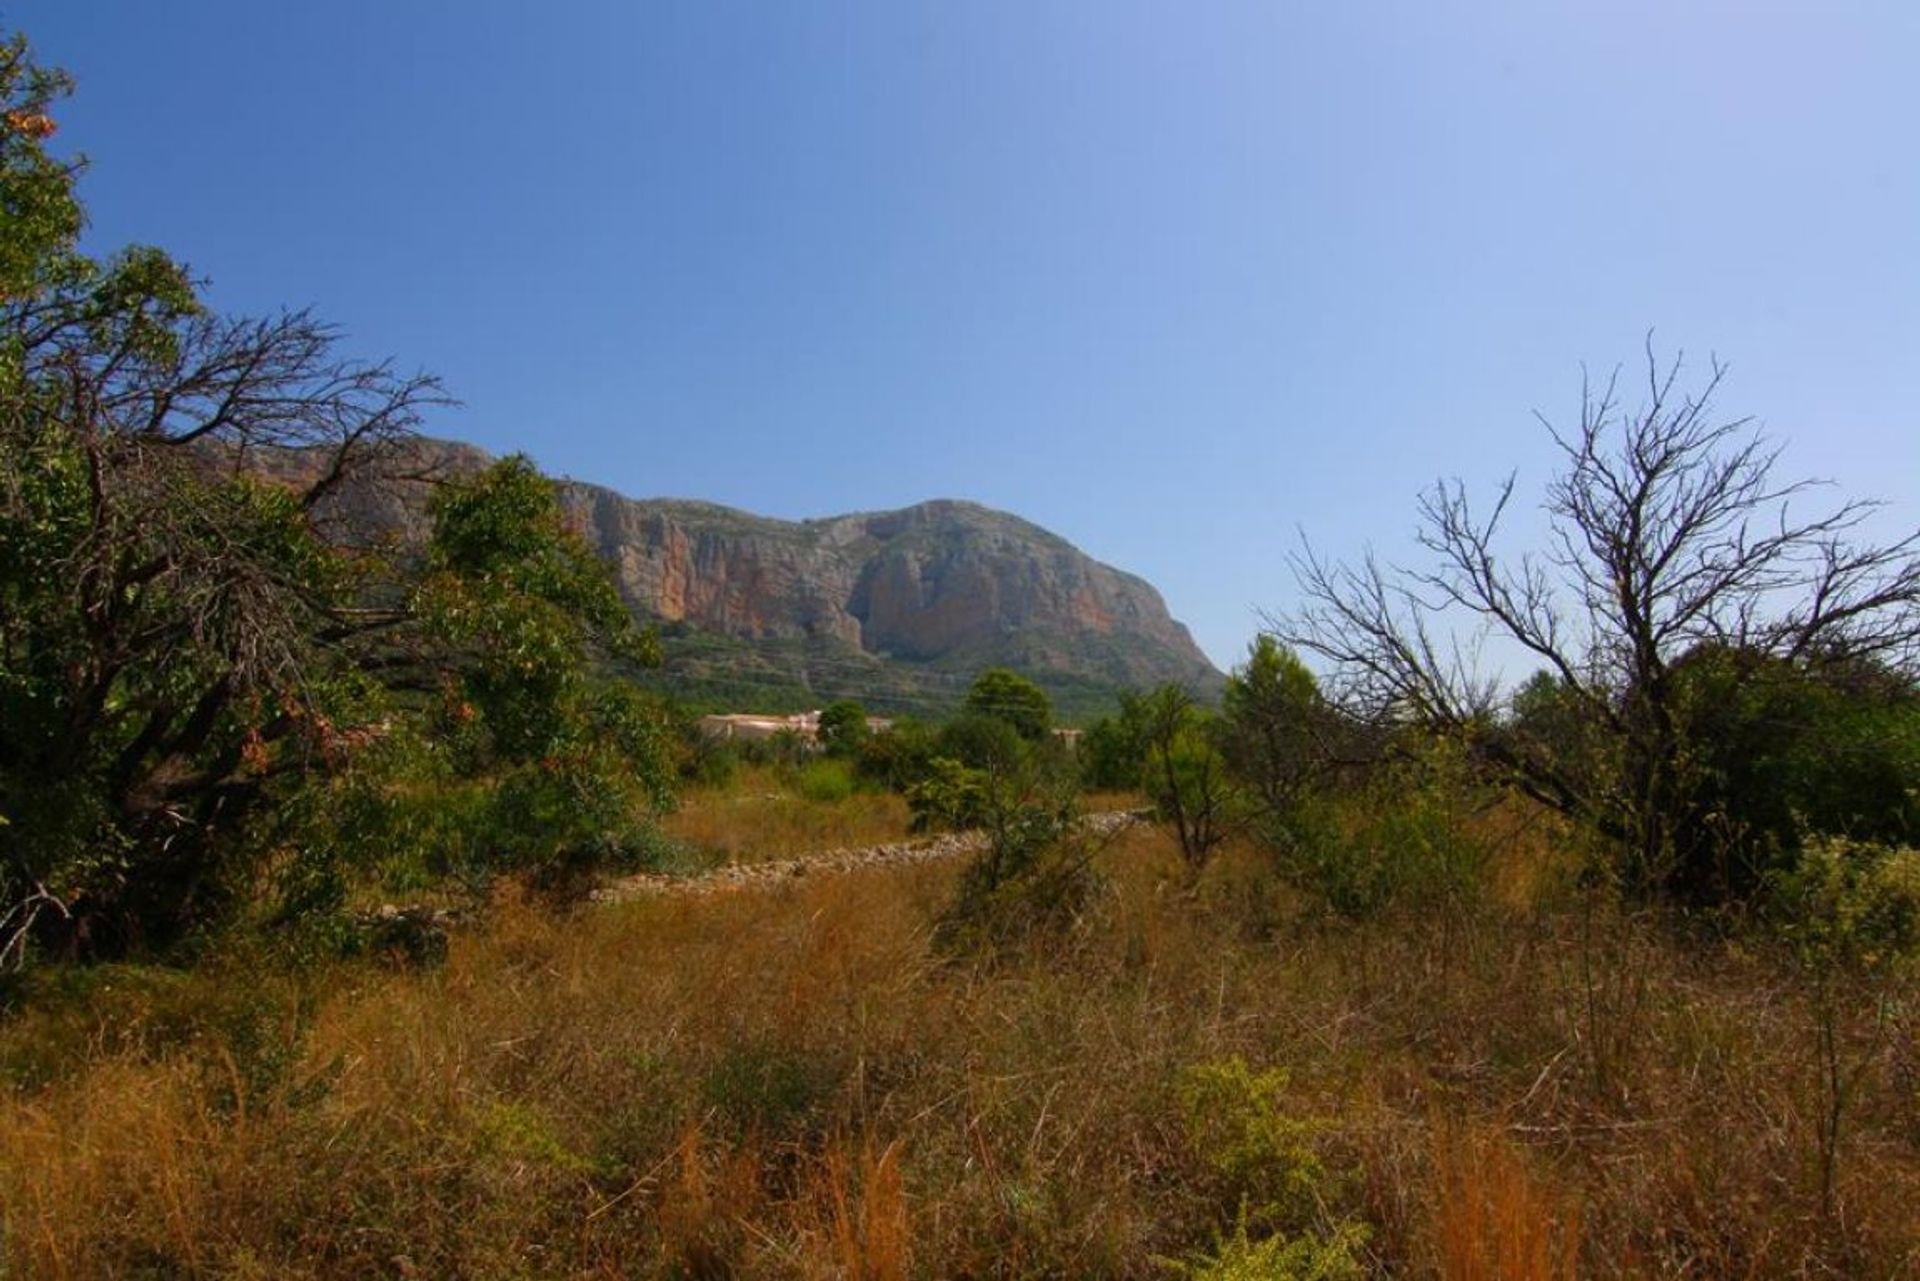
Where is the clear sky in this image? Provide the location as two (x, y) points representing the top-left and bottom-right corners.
(19, 2), (1920, 671)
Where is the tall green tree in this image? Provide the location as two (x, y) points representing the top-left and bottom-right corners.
(0, 29), (635, 966)
(0, 27), (449, 961)
(964, 667), (1052, 742)
(1218, 635), (1329, 821)
(1139, 684), (1239, 877)
(817, 699), (870, 756)
(1078, 694), (1153, 792)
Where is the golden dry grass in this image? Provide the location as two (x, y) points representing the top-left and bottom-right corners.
(4, 824), (1919, 1277)
(662, 764), (915, 864)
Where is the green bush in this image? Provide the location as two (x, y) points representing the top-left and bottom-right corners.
(1078, 706), (1150, 792)
(934, 789), (1104, 956)
(1674, 649), (1920, 902)
(795, 757), (857, 804)
(1176, 1058), (1331, 1231)
(1774, 837), (1920, 976)
(906, 757), (990, 833)
(1164, 1216), (1369, 1281)
(1167, 1057), (1370, 1280)
(817, 699), (870, 756)
(1272, 742), (1493, 919)
(855, 717), (940, 791)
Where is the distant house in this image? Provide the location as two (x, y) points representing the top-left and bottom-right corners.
(696, 710), (894, 745)
(696, 711), (818, 743)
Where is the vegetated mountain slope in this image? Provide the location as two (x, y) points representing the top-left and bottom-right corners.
(252, 437), (1223, 719)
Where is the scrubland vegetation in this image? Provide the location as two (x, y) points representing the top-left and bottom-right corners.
(6, 25), (1920, 1279)
(5, 790), (1920, 1277)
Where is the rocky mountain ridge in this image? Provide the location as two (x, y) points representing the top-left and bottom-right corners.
(251, 437), (1223, 714)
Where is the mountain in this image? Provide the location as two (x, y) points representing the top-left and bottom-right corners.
(251, 438), (1223, 720)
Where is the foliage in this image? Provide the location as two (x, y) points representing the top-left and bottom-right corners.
(1273, 739), (1496, 919)
(1281, 347), (1920, 907)
(855, 717), (940, 791)
(965, 667), (1053, 742)
(281, 462), (676, 912)
(0, 26), (678, 963)
(418, 455), (658, 761)
(1672, 649), (1919, 897)
(795, 757), (857, 804)
(1775, 837), (1920, 981)
(1078, 698), (1152, 791)
(0, 32), (80, 311)
(1219, 636), (1332, 827)
(0, 24), (445, 960)
(1771, 836), (1920, 1216)
(1176, 1058), (1331, 1231)
(1163, 1216), (1369, 1281)
(1138, 685), (1241, 876)
(936, 709), (1031, 775)
(934, 765), (1103, 955)
(904, 757), (989, 834)
(818, 699), (870, 756)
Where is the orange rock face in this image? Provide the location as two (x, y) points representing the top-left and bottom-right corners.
(270, 439), (1221, 692)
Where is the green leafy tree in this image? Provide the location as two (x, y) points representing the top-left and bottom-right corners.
(1219, 636), (1330, 823)
(0, 32), (80, 310)
(0, 28), (446, 960)
(965, 667), (1052, 742)
(816, 699), (869, 756)
(854, 716), (938, 791)
(937, 710), (1030, 776)
(406, 459), (672, 887)
(0, 30), (672, 961)
(1140, 684), (1240, 877)
(1078, 695), (1153, 792)
(417, 456), (657, 759)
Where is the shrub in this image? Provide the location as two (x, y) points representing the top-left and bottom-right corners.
(934, 788), (1104, 955)
(797, 758), (857, 804)
(855, 718), (940, 791)
(905, 758), (989, 833)
(1272, 742), (1494, 919)
(1176, 1058), (1331, 1231)
(1775, 836), (1920, 975)
(1165, 1215), (1370, 1281)
(1168, 1058), (1370, 1280)
(818, 699), (870, 756)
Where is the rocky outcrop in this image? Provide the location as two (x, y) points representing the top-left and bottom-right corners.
(255, 437), (1222, 699)
(554, 490), (1219, 692)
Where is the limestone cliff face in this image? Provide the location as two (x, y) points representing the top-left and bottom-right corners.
(555, 490), (1219, 690)
(265, 438), (1222, 694)
(556, 490), (866, 648)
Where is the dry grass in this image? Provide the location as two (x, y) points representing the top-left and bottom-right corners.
(4, 823), (1920, 1277)
(662, 764), (914, 864)
(1430, 1120), (1580, 1281)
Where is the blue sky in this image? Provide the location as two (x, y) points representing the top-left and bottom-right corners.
(20, 2), (1920, 671)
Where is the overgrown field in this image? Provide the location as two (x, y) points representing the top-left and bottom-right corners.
(5, 811), (1918, 1279)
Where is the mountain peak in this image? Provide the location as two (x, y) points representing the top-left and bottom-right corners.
(274, 437), (1222, 715)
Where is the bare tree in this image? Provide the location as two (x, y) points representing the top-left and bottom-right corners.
(1276, 343), (1920, 903)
